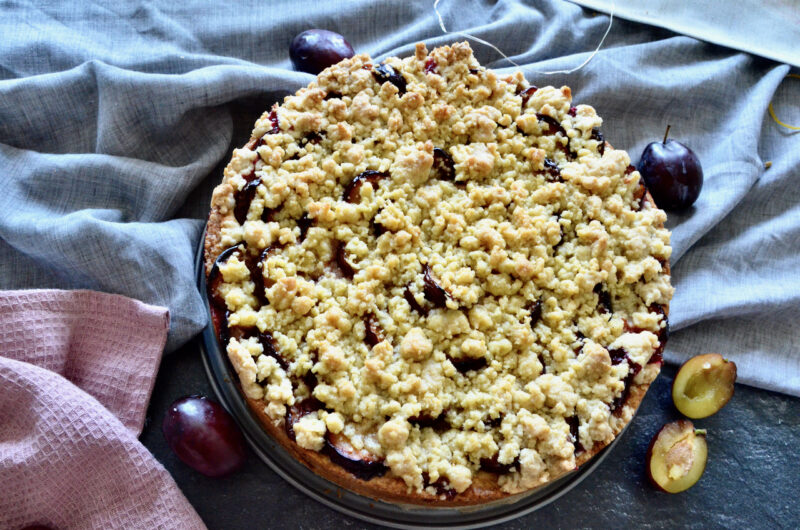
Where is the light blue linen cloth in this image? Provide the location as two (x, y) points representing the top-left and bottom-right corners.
(1, 0), (798, 395)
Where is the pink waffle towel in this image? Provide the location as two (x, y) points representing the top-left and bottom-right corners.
(0, 289), (205, 530)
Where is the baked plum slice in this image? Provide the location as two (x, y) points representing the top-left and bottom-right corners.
(649, 303), (669, 364)
(323, 432), (388, 480)
(647, 420), (708, 493)
(672, 353), (736, 419)
(621, 304), (669, 365)
(479, 454), (519, 474)
(372, 63), (407, 94)
(607, 347), (628, 366)
(284, 398), (323, 441)
(256, 330), (288, 370)
(342, 170), (390, 202)
(409, 412), (449, 432)
(234, 178), (262, 225)
(528, 299), (543, 328)
(422, 473), (457, 499)
(610, 359), (642, 415)
(566, 415), (584, 454)
(207, 245), (240, 297)
(403, 285), (428, 316)
(403, 267), (453, 314)
(537, 114), (566, 136)
(536, 114), (575, 159)
(594, 283), (613, 314)
(423, 265), (451, 307)
(542, 158), (562, 182)
(591, 127), (605, 156)
(424, 57), (438, 74)
(370, 214), (386, 237)
(252, 109), (281, 150)
(244, 247), (275, 307)
(448, 355), (487, 374)
(519, 85), (538, 107)
(363, 313), (384, 347)
(431, 147), (456, 181)
(297, 213), (313, 242)
(333, 241), (356, 279)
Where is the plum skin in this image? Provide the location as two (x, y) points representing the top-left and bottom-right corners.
(672, 353), (737, 419)
(162, 395), (247, 478)
(647, 420), (708, 493)
(289, 29), (355, 75)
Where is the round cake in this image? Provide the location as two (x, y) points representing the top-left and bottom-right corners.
(203, 42), (673, 505)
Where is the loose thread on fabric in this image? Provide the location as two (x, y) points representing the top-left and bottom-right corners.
(768, 74), (800, 131)
(432, 0), (615, 75)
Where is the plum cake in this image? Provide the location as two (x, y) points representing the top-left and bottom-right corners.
(203, 42), (673, 505)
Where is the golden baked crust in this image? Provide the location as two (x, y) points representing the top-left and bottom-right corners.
(203, 42), (673, 505)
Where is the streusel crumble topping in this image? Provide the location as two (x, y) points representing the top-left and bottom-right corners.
(207, 42), (672, 496)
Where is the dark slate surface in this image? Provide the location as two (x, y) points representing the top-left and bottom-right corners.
(141, 344), (799, 529)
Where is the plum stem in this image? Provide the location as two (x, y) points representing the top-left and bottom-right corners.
(663, 125), (671, 144)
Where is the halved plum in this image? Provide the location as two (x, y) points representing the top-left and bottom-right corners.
(672, 354), (737, 419)
(647, 420), (708, 493)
